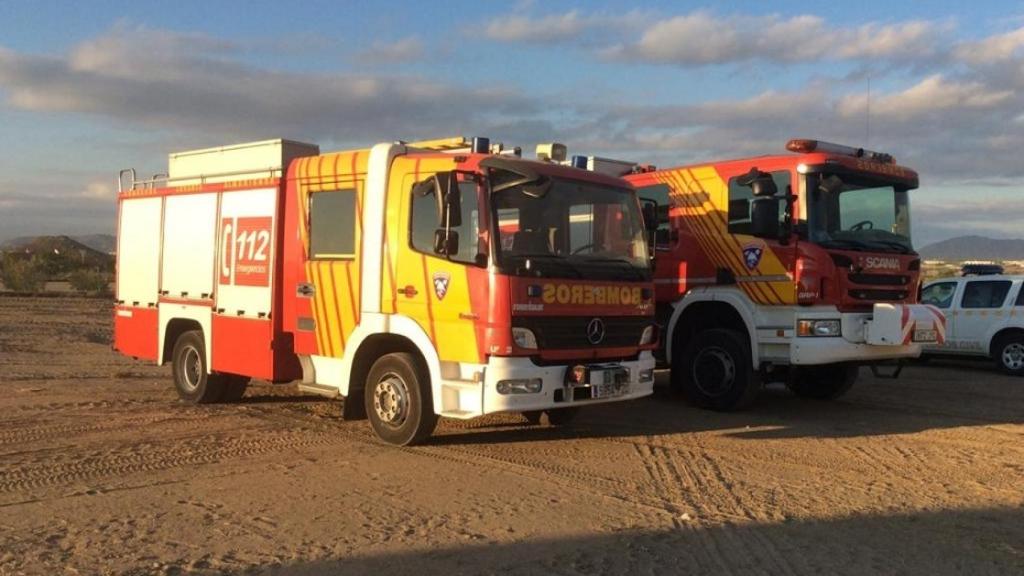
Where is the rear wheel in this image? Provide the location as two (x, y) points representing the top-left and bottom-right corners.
(219, 376), (251, 402)
(171, 330), (227, 404)
(993, 334), (1024, 375)
(787, 364), (858, 400)
(674, 328), (759, 410)
(544, 407), (580, 426)
(364, 353), (438, 446)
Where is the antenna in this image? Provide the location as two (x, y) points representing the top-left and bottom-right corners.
(866, 72), (871, 148)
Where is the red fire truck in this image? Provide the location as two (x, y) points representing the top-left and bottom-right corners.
(617, 139), (945, 410)
(113, 137), (658, 445)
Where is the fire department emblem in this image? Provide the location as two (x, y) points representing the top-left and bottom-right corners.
(742, 242), (764, 271)
(432, 272), (451, 301)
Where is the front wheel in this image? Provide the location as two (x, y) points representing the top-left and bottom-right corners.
(994, 334), (1024, 375)
(787, 365), (858, 399)
(673, 328), (759, 411)
(364, 353), (438, 446)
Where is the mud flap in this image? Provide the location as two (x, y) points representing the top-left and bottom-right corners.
(869, 361), (904, 379)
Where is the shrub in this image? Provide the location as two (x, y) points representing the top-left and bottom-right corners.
(68, 269), (112, 295)
(0, 256), (47, 293)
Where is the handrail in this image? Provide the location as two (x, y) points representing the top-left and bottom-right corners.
(116, 167), (283, 191)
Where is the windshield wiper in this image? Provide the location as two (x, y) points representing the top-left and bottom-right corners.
(865, 239), (914, 254)
(513, 254), (584, 278)
(817, 238), (874, 251)
(576, 257), (648, 280)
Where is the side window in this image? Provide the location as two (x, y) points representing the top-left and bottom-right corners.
(1017, 284), (1024, 307)
(727, 170), (791, 235)
(961, 280), (1012, 309)
(921, 282), (957, 309)
(410, 176), (480, 265)
(309, 189), (356, 259)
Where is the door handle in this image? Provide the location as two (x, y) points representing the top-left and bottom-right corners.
(398, 285), (418, 298)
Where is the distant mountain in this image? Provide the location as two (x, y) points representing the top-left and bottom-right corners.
(0, 235), (114, 272)
(70, 234), (116, 254)
(918, 235), (1024, 261)
(2, 234), (115, 254)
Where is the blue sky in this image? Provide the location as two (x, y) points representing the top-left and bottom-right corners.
(2, 0), (1023, 246)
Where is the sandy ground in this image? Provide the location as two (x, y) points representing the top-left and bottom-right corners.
(1, 296), (1022, 575)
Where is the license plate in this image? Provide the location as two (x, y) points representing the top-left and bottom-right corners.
(590, 367), (629, 399)
(913, 329), (938, 343)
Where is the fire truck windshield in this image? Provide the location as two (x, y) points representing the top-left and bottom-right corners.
(491, 178), (650, 281)
(806, 173), (914, 254)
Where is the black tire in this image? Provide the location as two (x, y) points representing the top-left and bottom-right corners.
(544, 407), (580, 426)
(993, 334), (1024, 375)
(219, 376), (251, 402)
(787, 364), (858, 400)
(674, 328), (759, 411)
(363, 353), (438, 446)
(522, 411), (544, 425)
(171, 330), (226, 404)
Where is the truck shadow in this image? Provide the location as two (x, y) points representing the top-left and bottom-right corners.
(262, 505), (1024, 576)
(427, 363), (1024, 445)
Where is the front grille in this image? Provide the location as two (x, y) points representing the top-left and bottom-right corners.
(848, 273), (909, 286)
(848, 289), (908, 301)
(514, 316), (649, 349)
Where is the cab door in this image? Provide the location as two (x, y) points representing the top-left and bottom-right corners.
(390, 157), (486, 365)
(956, 279), (1013, 355)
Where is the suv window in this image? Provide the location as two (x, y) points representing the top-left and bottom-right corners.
(728, 170), (790, 235)
(1016, 283), (1024, 306)
(961, 280), (1012, 309)
(921, 282), (957, 309)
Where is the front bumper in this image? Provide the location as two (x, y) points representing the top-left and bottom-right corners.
(464, 352), (656, 415)
(786, 304), (941, 365)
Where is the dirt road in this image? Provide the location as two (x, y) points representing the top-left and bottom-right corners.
(1, 296), (1022, 575)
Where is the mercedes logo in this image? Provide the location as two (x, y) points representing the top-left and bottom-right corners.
(586, 318), (605, 345)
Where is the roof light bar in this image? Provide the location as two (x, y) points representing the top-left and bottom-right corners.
(786, 139), (895, 164)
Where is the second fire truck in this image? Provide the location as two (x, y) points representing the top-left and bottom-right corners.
(615, 139), (945, 409)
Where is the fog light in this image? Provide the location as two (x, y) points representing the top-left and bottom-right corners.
(512, 327), (538, 349)
(639, 325), (656, 345)
(497, 378), (543, 395)
(639, 368), (655, 382)
(797, 319), (841, 337)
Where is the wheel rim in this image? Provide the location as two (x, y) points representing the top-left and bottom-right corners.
(692, 346), (736, 398)
(372, 372), (410, 427)
(180, 345), (202, 392)
(1002, 343), (1024, 370)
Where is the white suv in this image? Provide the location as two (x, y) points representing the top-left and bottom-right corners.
(920, 275), (1024, 375)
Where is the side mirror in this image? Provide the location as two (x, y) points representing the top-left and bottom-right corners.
(737, 167), (778, 197)
(445, 173), (462, 228)
(750, 196), (781, 239)
(434, 229), (459, 256)
(640, 199), (658, 232)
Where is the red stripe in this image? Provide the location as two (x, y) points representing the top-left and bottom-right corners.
(346, 264), (359, 325)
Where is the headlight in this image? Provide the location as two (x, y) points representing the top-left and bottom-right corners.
(639, 325), (656, 346)
(497, 378), (543, 394)
(512, 327), (538, 349)
(797, 319), (841, 337)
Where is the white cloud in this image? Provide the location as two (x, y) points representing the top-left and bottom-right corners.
(480, 10), (650, 45)
(954, 26), (1024, 65)
(837, 75), (1014, 119)
(80, 181), (115, 200)
(608, 12), (943, 66)
(355, 37), (425, 63)
(0, 26), (539, 144)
